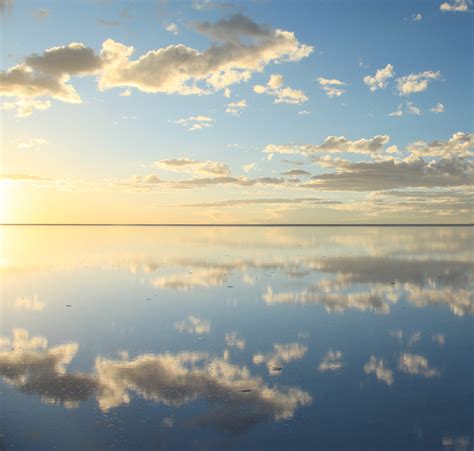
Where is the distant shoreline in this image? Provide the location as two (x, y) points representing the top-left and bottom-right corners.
(1, 224), (472, 227)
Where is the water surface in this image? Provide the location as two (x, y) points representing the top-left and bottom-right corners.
(0, 226), (472, 450)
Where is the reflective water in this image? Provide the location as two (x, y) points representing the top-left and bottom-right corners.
(0, 226), (472, 450)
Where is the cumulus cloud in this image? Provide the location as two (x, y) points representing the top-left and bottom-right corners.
(0, 14), (312, 114)
(316, 77), (347, 97)
(318, 350), (343, 372)
(398, 353), (439, 378)
(406, 132), (473, 158)
(226, 99), (247, 116)
(264, 135), (390, 157)
(165, 22), (178, 35)
(99, 14), (312, 95)
(430, 103), (445, 113)
(364, 356), (393, 385)
(175, 315), (211, 335)
(412, 13), (422, 21)
(242, 162), (256, 173)
(153, 158), (230, 177)
(0, 43), (102, 103)
(389, 101), (421, 117)
(1, 98), (51, 117)
(253, 343), (307, 375)
(396, 71), (442, 96)
(305, 155), (472, 191)
(363, 64), (394, 92)
(173, 116), (214, 131)
(254, 74), (308, 104)
(225, 332), (245, 350)
(9, 296), (44, 312)
(440, 0), (472, 12)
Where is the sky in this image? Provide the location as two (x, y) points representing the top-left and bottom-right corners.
(0, 0), (472, 224)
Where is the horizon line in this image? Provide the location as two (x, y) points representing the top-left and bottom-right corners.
(1, 223), (472, 227)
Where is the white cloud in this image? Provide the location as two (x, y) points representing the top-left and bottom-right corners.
(396, 70), (441, 96)
(223, 88), (231, 98)
(165, 22), (178, 35)
(0, 14), (312, 114)
(364, 356), (393, 385)
(173, 115), (214, 131)
(225, 332), (245, 350)
(440, 0), (472, 12)
(318, 350), (343, 372)
(316, 77), (347, 97)
(298, 110), (310, 115)
(99, 14), (312, 95)
(1, 98), (51, 117)
(406, 132), (473, 157)
(398, 353), (439, 377)
(12, 137), (48, 150)
(389, 101), (421, 117)
(253, 343), (307, 375)
(242, 162), (256, 173)
(363, 64), (394, 92)
(430, 103), (445, 113)
(174, 315), (211, 335)
(412, 13), (422, 21)
(264, 135), (390, 157)
(226, 99), (247, 116)
(254, 74), (308, 105)
(153, 158), (230, 177)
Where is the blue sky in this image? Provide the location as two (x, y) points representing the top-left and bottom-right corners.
(0, 0), (472, 223)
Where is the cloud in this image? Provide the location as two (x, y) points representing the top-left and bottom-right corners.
(180, 197), (340, 208)
(175, 315), (211, 334)
(298, 110), (310, 115)
(12, 137), (48, 151)
(153, 158), (230, 177)
(281, 169), (311, 177)
(33, 9), (49, 20)
(1, 14), (311, 114)
(0, 329), (96, 408)
(440, 0), (472, 12)
(0, 43), (102, 103)
(96, 351), (312, 430)
(316, 77), (347, 97)
(153, 268), (228, 291)
(226, 99), (247, 116)
(264, 135), (390, 157)
(406, 132), (473, 157)
(430, 103), (445, 113)
(364, 356), (393, 385)
(363, 64), (394, 92)
(99, 14), (312, 95)
(398, 353), (439, 378)
(0, 329), (312, 430)
(242, 162), (256, 173)
(1, 98), (51, 117)
(254, 74), (308, 104)
(225, 332), (245, 350)
(173, 116), (214, 131)
(389, 101), (421, 117)
(165, 22), (178, 35)
(305, 155), (472, 191)
(412, 13), (422, 21)
(253, 343), (307, 375)
(9, 296), (44, 312)
(0, 173), (53, 181)
(318, 350), (343, 372)
(396, 71), (441, 96)
(192, 0), (234, 10)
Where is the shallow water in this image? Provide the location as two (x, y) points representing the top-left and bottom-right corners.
(0, 226), (472, 450)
